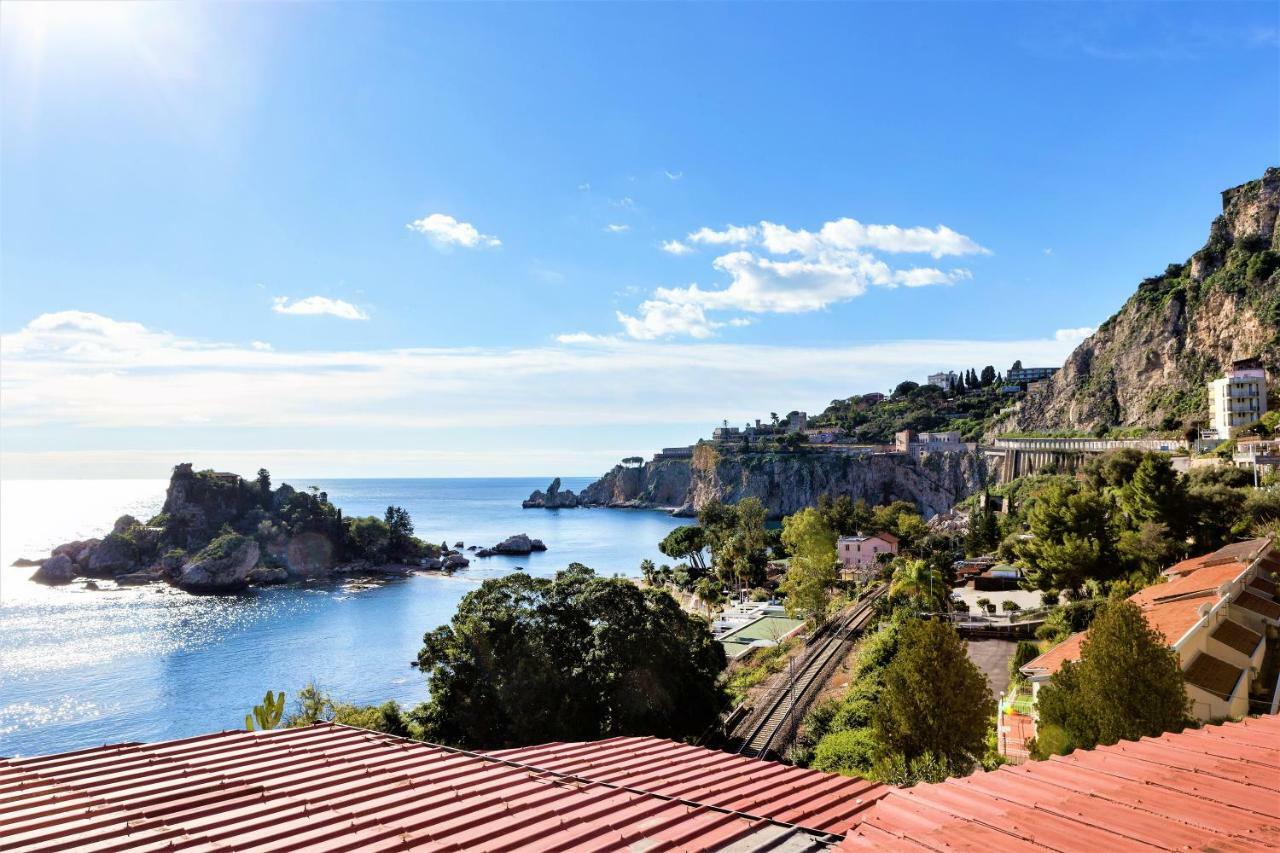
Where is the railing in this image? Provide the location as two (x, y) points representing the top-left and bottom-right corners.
(991, 437), (1188, 452)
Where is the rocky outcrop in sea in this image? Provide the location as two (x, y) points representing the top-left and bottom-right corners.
(20, 463), (467, 593)
(521, 478), (580, 508)
(476, 533), (547, 557)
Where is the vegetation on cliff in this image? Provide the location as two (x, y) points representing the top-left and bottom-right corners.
(1003, 167), (1280, 435)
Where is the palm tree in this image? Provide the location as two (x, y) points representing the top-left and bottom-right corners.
(694, 576), (725, 617)
(639, 558), (657, 586)
(889, 558), (947, 610)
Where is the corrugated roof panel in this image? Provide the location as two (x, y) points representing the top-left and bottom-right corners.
(1, 725), (841, 853)
(488, 736), (888, 834)
(837, 717), (1280, 852)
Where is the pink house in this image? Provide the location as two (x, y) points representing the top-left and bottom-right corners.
(837, 532), (898, 579)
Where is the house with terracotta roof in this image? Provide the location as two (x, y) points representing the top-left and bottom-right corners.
(1018, 536), (1279, 739)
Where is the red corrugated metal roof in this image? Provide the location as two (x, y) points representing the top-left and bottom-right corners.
(838, 714), (1280, 851)
(486, 736), (888, 834)
(0, 724), (840, 852)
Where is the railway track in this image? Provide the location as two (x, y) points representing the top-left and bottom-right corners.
(734, 584), (886, 759)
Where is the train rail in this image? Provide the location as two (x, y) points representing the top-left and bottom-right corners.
(734, 584), (886, 759)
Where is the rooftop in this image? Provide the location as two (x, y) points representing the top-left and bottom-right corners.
(840, 715), (1280, 851)
(0, 725), (849, 852)
(1024, 536), (1277, 679)
(1211, 618), (1264, 655)
(487, 736), (888, 835)
(1182, 651), (1245, 700)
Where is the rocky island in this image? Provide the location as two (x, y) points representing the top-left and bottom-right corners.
(24, 463), (448, 593)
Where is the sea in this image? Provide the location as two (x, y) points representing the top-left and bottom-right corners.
(0, 477), (690, 757)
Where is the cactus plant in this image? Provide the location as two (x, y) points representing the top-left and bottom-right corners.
(244, 690), (286, 731)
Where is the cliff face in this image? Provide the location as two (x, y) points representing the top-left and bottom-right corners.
(1000, 167), (1280, 434)
(577, 448), (987, 519)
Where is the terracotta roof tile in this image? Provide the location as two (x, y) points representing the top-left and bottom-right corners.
(486, 736), (888, 834)
(1236, 589), (1280, 620)
(1182, 652), (1245, 699)
(0, 725), (842, 852)
(1211, 618), (1263, 656)
(838, 715), (1280, 852)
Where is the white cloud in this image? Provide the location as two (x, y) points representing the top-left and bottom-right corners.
(271, 296), (369, 321)
(687, 224), (759, 245)
(578, 182), (591, 191)
(406, 213), (501, 249)
(1054, 326), (1095, 342)
(1044, 248), (1053, 255)
(555, 332), (617, 345)
(617, 216), (988, 338)
(665, 170), (683, 181)
(0, 311), (1083, 446)
(759, 219), (990, 259)
(604, 224), (630, 233)
(616, 301), (722, 340)
(613, 196), (635, 208)
(250, 341), (273, 351)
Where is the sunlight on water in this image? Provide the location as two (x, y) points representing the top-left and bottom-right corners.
(0, 477), (687, 756)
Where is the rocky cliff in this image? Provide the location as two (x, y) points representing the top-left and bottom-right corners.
(998, 167), (1280, 434)
(568, 445), (987, 519)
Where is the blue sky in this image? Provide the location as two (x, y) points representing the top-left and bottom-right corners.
(2, 1), (1276, 478)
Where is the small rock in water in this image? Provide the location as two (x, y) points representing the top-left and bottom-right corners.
(30, 554), (76, 585)
(11, 557), (42, 568)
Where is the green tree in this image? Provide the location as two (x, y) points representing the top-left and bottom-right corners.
(286, 682), (413, 738)
(1015, 481), (1118, 594)
(1009, 640), (1040, 684)
(659, 525), (709, 574)
(1118, 454), (1187, 538)
(697, 500), (739, 564)
(888, 558), (946, 610)
(979, 365), (996, 387)
(779, 508), (838, 622)
(718, 497), (769, 590)
(693, 576), (725, 616)
(871, 619), (994, 773)
(414, 564), (725, 748)
(255, 468), (272, 494)
(1032, 600), (1188, 757)
(1116, 520), (1178, 581)
(384, 505), (416, 561)
(817, 494), (873, 537)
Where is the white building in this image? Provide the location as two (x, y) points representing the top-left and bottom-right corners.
(927, 371), (957, 390)
(1209, 359), (1268, 439)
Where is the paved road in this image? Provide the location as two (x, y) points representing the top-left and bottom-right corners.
(966, 638), (1018, 698)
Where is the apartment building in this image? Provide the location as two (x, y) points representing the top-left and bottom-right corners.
(1210, 359), (1268, 439)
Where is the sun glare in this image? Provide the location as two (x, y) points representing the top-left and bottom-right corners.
(3, 0), (142, 47)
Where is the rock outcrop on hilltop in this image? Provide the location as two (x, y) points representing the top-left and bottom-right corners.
(997, 167), (1280, 435)
(23, 463), (450, 592)
(555, 445), (987, 520)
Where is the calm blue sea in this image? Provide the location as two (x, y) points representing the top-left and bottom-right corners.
(0, 478), (689, 757)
